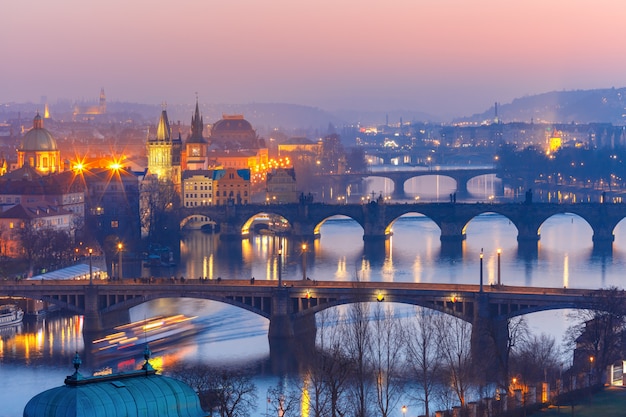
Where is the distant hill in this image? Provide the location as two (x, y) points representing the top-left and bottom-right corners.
(458, 87), (626, 125)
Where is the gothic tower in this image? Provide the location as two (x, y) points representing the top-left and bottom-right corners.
(147, 107), (180, 186)
(99, 88), (106, 114)
(184, 99), (208, 170)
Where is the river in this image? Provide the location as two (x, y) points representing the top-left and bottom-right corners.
(2, 175), (626, 416)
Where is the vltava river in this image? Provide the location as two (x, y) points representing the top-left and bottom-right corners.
(2, 182), (626, 415)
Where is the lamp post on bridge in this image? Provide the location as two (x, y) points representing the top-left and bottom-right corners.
(88, 248), (93, 286)
(277, 245), (282, 288)
(117, 242), (123, 280)
(301, 243), (307, 280)
(479, 248), (484, 292)
(497, 248), (501, 286)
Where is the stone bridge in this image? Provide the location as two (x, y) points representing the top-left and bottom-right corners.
(323, 168), (498, 199)
(179, 202), (626, 247)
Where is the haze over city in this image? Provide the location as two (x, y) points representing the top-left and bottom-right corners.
(4, 0), (626, 118)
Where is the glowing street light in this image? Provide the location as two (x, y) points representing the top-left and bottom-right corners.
(497, 248), (501, 286)
(479, 249), (484, 292)
(401, 405), (407, 417)
(117, 242), (123, 280)
(88, 248), (93, 285)
(301, 243), (308, 280)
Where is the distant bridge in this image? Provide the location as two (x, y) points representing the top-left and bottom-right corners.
(179, 202), (626, 246)
(322, 168), (499, 199)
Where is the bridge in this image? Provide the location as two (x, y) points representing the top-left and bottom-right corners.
(323, 167), (498, 199)
(0, 278), (610, 371)
(180, 202), (626, 247)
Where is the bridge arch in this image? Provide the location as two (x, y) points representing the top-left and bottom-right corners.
(538, 212), (593, 247)
(384, 212), (441, 237)
(313, 214), (365, 237)
(241, 212), (291, 236)
(179, 214), (218, 232)
(461, 211), (520, 241)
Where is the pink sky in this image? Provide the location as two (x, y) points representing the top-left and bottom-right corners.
(3, 0), (625, 117)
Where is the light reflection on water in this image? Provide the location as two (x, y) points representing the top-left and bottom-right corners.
(2, 211), (626, 416)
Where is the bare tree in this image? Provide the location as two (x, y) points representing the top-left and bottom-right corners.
(435, 314), (474, 408)
(370, 303), (405, 417)
(511, 333), (562, 385)
(267, 379), (301, 417)
(405, 307), (442, 417)
(140, 177), (180, 244)
(345, 302), (373, 417)
(305, 308), (352, 417)
(168, 365), (257, 417)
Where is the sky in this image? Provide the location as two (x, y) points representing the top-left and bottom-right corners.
(3, 0), (626, 118)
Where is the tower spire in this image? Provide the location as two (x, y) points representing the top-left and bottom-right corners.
(156, 109), (171, 141)
(190, 96), (204, 140)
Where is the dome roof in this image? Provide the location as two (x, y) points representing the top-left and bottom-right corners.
(20, 114), (58, 151)
(24, 352), (206, 417)
(211, 115), (253, 133)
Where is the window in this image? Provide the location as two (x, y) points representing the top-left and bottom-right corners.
(111, 221), (119, 228)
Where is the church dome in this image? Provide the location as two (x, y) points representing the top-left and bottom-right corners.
(211, 115), (254, 133)
(209, 114), (258, 150)
(20, 113), (58, 151)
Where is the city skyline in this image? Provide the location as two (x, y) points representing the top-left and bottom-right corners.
(3, 0), (626, 118)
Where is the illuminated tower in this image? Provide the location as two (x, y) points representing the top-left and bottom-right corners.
(147, 107), (180, 186)
(184, 98), (208, 170)
(99, 88), (106, 114)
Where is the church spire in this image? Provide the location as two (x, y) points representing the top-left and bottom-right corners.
(189, 97), (204, 141)
(156, 109), (171, 142)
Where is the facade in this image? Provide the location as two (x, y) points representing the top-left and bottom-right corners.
(82, 167), (141, 246)
(147, 109), (182, 187)
(266, 168), (298, 203)
(209, 114), (262, 150)
(182, 170), (214, 207)
(17, 113), (62, 174)
(213, 168), (250, 205)
(0, 202), (74, 257)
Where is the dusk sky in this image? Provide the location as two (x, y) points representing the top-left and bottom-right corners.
(3, 0), (626, 117)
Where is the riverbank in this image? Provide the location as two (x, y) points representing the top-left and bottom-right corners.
(536, 386), (626, 417)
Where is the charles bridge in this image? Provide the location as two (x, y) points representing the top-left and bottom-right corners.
(180, 201), (626, 247)
(0, 278), (614, 369)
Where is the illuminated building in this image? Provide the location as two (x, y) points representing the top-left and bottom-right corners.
(146, 108), (182, 187)
(182, 170), (213, 207)
(209, 114), (263, 151)
(17, 113), (62, 174)
(72, 88), (107, 120)
(266, 168), (298, 203)
(213, 168), (250, 205)
(547, 127), (562, 154)
(182, 99), (209, 171)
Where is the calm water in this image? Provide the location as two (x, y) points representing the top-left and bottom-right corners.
(2, 177), (626, 416)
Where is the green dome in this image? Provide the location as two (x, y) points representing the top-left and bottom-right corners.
(20, 114), (58, 151)
(23, 354), (206, 417)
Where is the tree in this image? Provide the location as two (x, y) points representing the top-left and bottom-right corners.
(370, 304), (405, 417)
(435, 314), (474, 408)
(168, 364), (258, 417)
(345, 302), (373, 417)
(140, 177), (180, 245)
(566, 286), (626, 383)
(405, 307), (442, 417)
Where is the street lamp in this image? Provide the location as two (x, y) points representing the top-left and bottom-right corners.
(88, 248), (93, 285)
(117, 242), (123, 281)
(277, 245), (282, 288)
(479, 249), (484, 292)
(301, 243), (307, 280)
(401, 405), (407, 417)
(497, 248), (501, 286)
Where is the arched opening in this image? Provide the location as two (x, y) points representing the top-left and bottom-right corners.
(404, 175), (456, 202)
(466, 173), (502, 200)
(179, 214), (218, 232)
(241, 212), (291, 237)
(361, 176), (395, 200)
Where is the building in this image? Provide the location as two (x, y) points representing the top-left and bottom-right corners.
(81, 166), (141, 247)
(0, 202), (74, 257)
(182, 170), (214, 207)
(17, 113), (62, 174)
(266, 168), (298, 203)
(209, 114), (264, 151)
(23, 349), (207, 417)
(72, 88), (107, 120)
(182, 100), (209, 171)
(147, 108), (182, 187)
(213, 168), (250, 205)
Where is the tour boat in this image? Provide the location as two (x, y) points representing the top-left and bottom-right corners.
(0, 304), (24, 327)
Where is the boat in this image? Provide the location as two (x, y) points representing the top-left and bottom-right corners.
(0, 304), (24, 327)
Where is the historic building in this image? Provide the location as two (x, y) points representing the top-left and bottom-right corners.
(182, 100), (209, 171)
(23, 350), (207, 417)
(182, 170), (214, 207)
(266, 168), (298, 203)
(209, 114), (264, 151)
(72, 88), (107, 120)
(17, 113), (62, 174)
(146, 108), (182, 187)
(213, 168), (250, 205)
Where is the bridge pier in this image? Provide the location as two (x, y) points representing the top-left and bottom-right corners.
(439, 220), (466, 242)
(471, 293), (509, 385)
